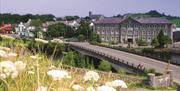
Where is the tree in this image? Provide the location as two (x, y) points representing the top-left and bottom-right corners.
(90, 33), (101, 43)
(157, 30), (172, 48)
(31, 19), (43, 27)
(47, 23), (74, 38)
(78, 34), (85, 42)
(136, 38), (148, 46)
(98, 60), (111, 72)
(151, 37), (159, 48)
(76, 21), (91, 40)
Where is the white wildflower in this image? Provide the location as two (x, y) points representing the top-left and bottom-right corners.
(0, 34), (15, 40)
(0, 46), (11, 51)
(106, 80), (127, 88)
(36, 85), (48, 91)
(28, 71), (35, 75)
(0, 50), (6, 57)
(6, 52), (17, 58)
(30, 55), (37, 60)
(14, 61), (26, 72)
(0, 61), (18, 79)
(35, 38), (49, 44)
(97, 85), (116, 91)
(87, 87), (95, 91)
(47, 70), (71, 80)
(84, 71), (100, 82)
(51, 38), (64, 43)
(72, 84), (84, 91)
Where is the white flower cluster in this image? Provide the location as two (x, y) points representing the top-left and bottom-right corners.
(97, 85), (116, 91)
(47, 69), (71, 80)
(50, 38), (64, 43)
(0, 49), (17, 58)
(0, 34), (15, 40)
(83, 71), (100, 82)
(36, 85), (48, 91)
(0, 61), (26, 79)
(105, 80), (127, 88)
(72, 84), (84, 91)
(0, 46), (11, 51)
(35, 38), (49, 44)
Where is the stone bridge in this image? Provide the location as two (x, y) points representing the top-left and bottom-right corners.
(68, 42), (180, 84)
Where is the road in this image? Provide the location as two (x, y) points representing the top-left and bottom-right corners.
(69, 42), (180, 84)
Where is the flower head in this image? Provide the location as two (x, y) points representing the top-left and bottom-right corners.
(47, 69), (71, 80)
(97, 85), (116, 91)
(72, 84), (84, 91)
(83, 71), (100, 82)
(105, 80), (127, 88)
(35, 38), (49, 44)
(0, 46), (11, 51)
(0, 61), (18, 79)
(36, 85), (48, 91)
(14, 61), (26, 72)
(87, 87), (95, 91)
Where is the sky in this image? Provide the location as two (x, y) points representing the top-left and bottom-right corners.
(0, 0), (180, 17)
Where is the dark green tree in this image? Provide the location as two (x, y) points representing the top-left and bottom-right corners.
(157, 30), (172, 48)
(90, 33), (101, 43)
(78, 34), (85, 42)
(47, 23), (74, 38)
(136, 38), (148, 46)
(98, 60), (111, 72)
(151, 37), (159, 48)
(76, 21), (91, 40)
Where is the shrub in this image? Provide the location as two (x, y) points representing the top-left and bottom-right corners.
(98, 60), (111, 72)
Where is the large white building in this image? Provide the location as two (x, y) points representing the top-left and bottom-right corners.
(94, 17), (174, 44)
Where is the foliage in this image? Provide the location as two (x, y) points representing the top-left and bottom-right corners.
(65, 16), (80, 21)
(151, 37), (159, 48)
(90, 33), (101, 43)
(171, 19), (180, 27)
(136, 38), (148, 46)
(31, 19), (43, 27)
(98, 60), (111, 71)
(157, 30), (172, 48)
(63, 52), (76, 66)
(47, 23), (74, 38)
(0, 13), (55, 24)
(77, 34), (85, 42)
(76, 21), (92, 39)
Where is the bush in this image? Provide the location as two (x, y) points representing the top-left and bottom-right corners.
(78, 34), (85, 42)
(98, 60), (111, 71)
(136, 38), (148, 46)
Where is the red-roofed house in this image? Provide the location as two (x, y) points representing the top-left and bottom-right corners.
(0, 22), (12, 34)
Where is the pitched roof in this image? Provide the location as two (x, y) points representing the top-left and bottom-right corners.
(94, 17), (123, 24)
(94, 17), (171, 24)
(136, 18), (171, 24)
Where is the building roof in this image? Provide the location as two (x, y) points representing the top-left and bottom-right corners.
(89, 14), (104, 20)
(94, 17), (171, 24)
(94, 17), (123, 24)
(136, 18), (171, 24)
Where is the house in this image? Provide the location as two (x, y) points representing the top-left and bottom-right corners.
(15, 19), (35, 38)
(0, 22), (12, 34)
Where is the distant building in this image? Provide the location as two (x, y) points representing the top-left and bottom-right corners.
(94, 17), (173, 44)
(173, 27), (180, 42)
(89, 11), (104, 21)
(0, 22), (12, 34)
(15, 19), (35, 38)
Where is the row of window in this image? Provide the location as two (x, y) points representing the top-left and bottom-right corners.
(97, 30), (168, 35)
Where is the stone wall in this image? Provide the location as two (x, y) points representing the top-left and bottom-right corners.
(148, 70), (173, 87)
